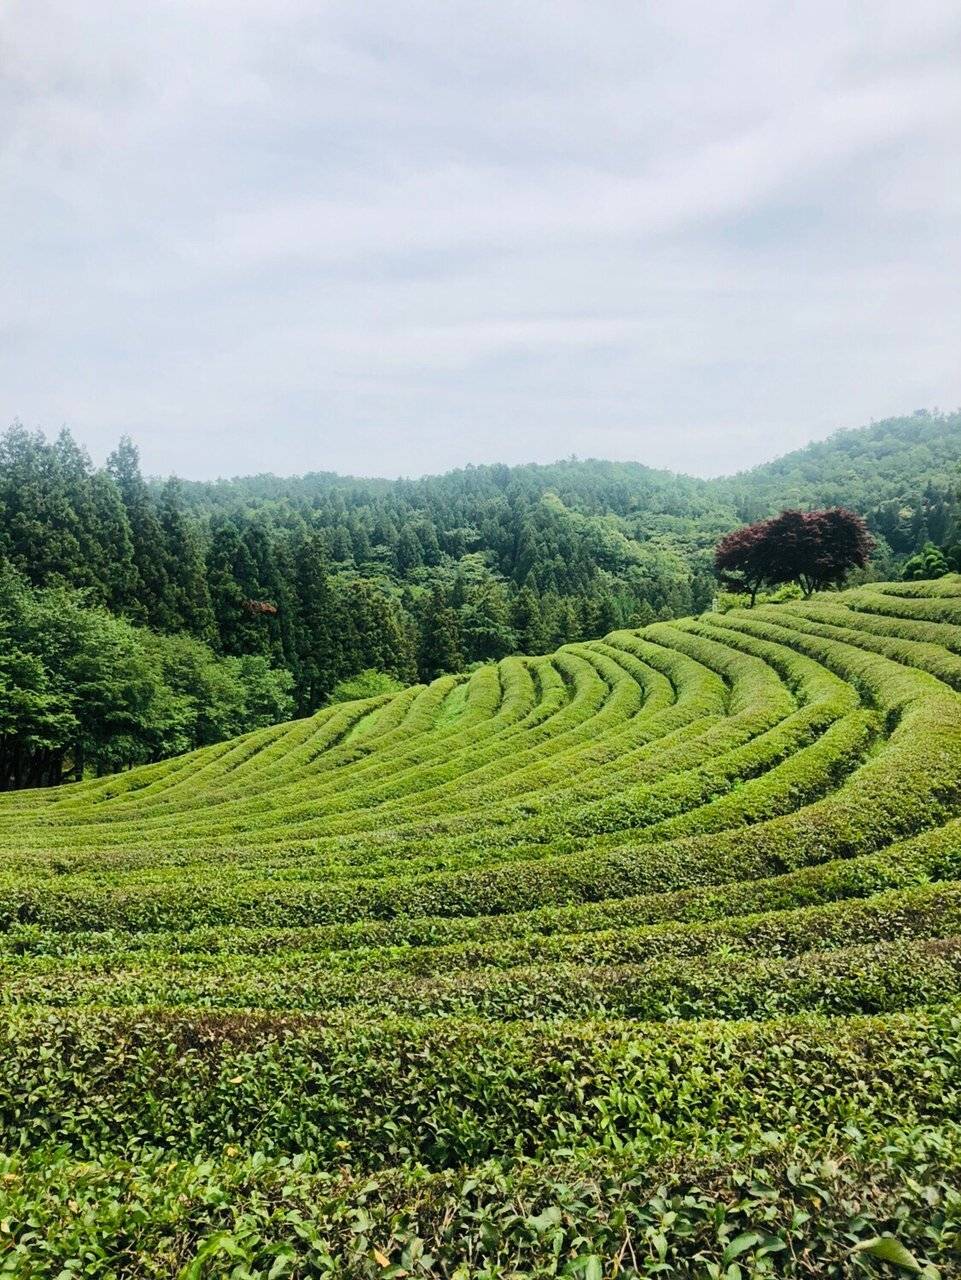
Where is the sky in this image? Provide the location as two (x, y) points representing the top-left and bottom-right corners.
(1, 2), (960, 481)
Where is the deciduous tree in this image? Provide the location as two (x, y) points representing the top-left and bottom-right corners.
(715, 508), (873, 605)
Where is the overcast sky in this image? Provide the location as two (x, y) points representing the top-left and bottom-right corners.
(2, 2), (959, 481)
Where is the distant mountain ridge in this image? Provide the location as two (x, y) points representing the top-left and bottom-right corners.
(719, 410), (961, 518)
(170, 410), (961, 524)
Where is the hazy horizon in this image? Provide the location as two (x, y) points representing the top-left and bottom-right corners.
(3, 2), (960, 480)
(9, 406), (954, 487)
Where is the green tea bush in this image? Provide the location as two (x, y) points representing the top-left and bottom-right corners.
(3, 578), (961, 1274)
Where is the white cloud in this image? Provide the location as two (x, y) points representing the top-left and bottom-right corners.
(0, 0), (959, 478)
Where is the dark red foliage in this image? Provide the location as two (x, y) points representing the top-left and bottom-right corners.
(715, 508), (873, 604)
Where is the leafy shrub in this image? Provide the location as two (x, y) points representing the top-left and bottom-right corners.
(715, 581), (803, 612)
(328, 668), (407, 703)
(2, 576), (961, 1273)
(903, 542), (951, 581)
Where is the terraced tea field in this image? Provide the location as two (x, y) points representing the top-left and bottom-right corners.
(2, 579), (961, 1276)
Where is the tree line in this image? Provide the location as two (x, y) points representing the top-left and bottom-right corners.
(0, 562), (295, 790)
(1, 411), (959, 788)
(0, 426), (715, 786)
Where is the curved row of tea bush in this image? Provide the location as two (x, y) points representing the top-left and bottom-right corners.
(1, 1003), (959, 1168)
(3, 1125), (957, 1279)
(3, 577), (961, 1275)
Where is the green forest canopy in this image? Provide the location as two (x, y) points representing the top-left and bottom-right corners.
(0, 408), (958, 783)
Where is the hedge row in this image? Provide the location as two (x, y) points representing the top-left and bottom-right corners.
(1, 1127), (956, 1277)
(6, 818), (959, 953)
(1, 579), (961, 1276)
(0, 1005), (959, 1167)
(0, 650), (641, 849)
(6, 937), (958, 1023)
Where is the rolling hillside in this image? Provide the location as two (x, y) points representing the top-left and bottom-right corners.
(3, 579), (961, 1274)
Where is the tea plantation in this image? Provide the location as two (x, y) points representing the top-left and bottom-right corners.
(2, 580), (961, 1277)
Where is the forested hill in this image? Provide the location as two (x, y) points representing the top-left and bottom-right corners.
(171, 410), (961, 571)
(177, 408), (961, 517)
(0, 409), (958, 783)
(720, 411), (961, 525)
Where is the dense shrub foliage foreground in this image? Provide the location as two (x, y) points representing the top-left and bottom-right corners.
(2, 579), (961, 1276)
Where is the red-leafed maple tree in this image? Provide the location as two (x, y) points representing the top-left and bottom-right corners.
(715, 508), (873, 606)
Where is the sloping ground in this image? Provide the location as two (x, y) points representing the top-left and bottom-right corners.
(2, 581), (961, 1277)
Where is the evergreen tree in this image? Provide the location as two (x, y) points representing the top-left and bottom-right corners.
(418, 521), (442, 566)
(510, 584), (546, 654)
(239, 518), (289, 664)
(107, 436), (175, 628)
(49, 429), (108, 591)
(630, 599), (657, 628)
(543, 594), (580, 647)
(0, 425), (89, 587)
(329, 525), (354, 563)
(88, 471), (143, 615)
(577, 591), (617, 639)
(350, 523), (372, 564)
(343, 580), (416, 682)
(292, 530), (337, 712)
(158, 478), (217, 643)
(395, 525), (424, 574)
(417, 588), (464, 680)
(205, 517), (262, 654)
(460, 581), (516, 663)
